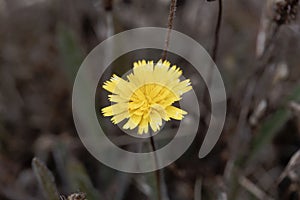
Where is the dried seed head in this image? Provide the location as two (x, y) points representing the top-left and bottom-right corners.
(273, 0), (299, 25)
(67, 192), (87, 200)
(60, 192), (87, 200)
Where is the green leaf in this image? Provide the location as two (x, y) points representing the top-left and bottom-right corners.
(57, 24), (84, 83)
(32, 157), (60, 200)
(67, 158), (102, 200)
(248, 84), (300, 162)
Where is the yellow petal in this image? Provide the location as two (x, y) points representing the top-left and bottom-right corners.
(102, 74), (121, 93)
(129, 100), (144, 110)
(172, 79), (192, 95)
(165, 106), (187, 120)
(149, 109), (163, 132)
(111, 111), (129, 124)
(108, 94), (127, 103)
(101, 103), (128, 116)
(138, 117), (149, 134)
(123, 115), (142, 130)
(151, 104), (169, 121)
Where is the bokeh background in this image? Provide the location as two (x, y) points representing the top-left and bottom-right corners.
(0, 0), (300, 199)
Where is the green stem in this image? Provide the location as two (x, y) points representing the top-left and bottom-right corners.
(149, 132), (162, 200)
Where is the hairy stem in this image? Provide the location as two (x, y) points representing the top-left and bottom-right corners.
(162, 0), (177, 61)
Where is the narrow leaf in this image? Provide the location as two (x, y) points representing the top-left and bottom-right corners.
(57, 24), (84, 83)
(67, 158), (101, 200)
(32, 157), (60, 200)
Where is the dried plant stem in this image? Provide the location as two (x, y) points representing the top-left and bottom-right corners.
(257, 25), (279, 65)
(201, 0), (223, 108)
(226, 3), (285, 199)
(239, 176), (274, 200)
(102, 0), (114, 37)
(149, 133), (162, 200)
(103, 0), (113, 11)
(212, 0), (223, 61)
(162, 0), (177, 61)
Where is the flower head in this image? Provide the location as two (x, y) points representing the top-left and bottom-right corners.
(101, 60), (192, 134)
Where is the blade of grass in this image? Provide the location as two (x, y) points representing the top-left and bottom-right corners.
(247, 84), (300, 163)
(194, 177), (202, 200)
(57, 23), (85, 83)
(66, 158), (102, 200)
(32, 157), (60, 200)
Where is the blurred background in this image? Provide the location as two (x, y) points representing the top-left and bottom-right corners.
(0, 0), (300, 199)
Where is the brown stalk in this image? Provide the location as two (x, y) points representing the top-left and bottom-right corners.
(161, 0), (177, 61)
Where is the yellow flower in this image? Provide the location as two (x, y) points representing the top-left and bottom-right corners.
(101, 60), (192, 134)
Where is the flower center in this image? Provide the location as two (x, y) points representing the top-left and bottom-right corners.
(128, 83), (177, 117)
